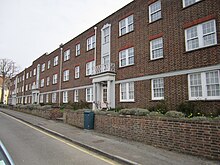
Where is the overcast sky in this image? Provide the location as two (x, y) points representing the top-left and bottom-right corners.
(0, 0), (133, 70)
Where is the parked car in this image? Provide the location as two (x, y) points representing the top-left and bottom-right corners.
(0, 141), (14, 165)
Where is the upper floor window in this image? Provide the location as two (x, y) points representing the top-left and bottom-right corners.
(185, 20), (217, 51)
(120, 82), (134, 102)
(149, 0), (161, 23)
(48, 60), (51, 69)
(64, 49), (70, 61)
(119, 47), (134, 67)
(46, 77), (50, 86)
(150, 37), (163, 60)
(76, 43), (80, 56)
(103, 27), (110, 44)
(152, 78), (164, 100)
(54, 56), (58, 66)
(86, 61), (95, 76)
(40, 79), (44, 88)
(86, 87), (93, 102)
(87, 35), (95, 51)
(30, 71), (32, 77)
(119, 15), (134, 36)
(52, 74), (58, 84)
(33, 68), (36, 76)
(63, 70), (69, 81)
(75, 66), (80, 79)
(26, 73), (29, 79)
(183, 0), (201, 8)
(41, 63), (45, 72)
(188, 70), (220, 100)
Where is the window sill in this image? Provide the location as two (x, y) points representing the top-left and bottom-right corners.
(118, 30), (134, 38)
(149, 57), (164, 61)
(184, 44), (219, 54)
(148, 18), (163, 25)
(86, 48), (95, 52)
(118, 64), (135, 69)
(120, 100), (135, 103)
(63, 59), (70, 62)
(182, 0), (203, 10)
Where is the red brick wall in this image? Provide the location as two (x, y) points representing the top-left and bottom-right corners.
(94, 114), (220, 160)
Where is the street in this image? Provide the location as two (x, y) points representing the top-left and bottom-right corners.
(0, 112), (119, 165)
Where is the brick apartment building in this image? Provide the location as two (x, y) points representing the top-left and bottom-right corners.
(8, 0), (220, 111)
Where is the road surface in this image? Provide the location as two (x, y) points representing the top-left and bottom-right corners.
(0, 112), (119, 165)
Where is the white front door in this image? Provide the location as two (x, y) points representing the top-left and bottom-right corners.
(101, 84), (108, 108)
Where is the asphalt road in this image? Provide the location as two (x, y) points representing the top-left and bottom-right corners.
(0, 112), (119, 165)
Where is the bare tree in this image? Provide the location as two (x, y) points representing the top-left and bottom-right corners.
(0, 59), (20, 103)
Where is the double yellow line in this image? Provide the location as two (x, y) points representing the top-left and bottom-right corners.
(1, 112), (120, 165)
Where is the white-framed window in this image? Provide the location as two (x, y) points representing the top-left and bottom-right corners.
(33, 68), (36, 76)
(46, 94), (49, 103)
(30, 71), (32, 77)
(40, 94), (43, 103)
(64, 49), (70, 61)
(46, 77), (50, 86)
(52, 92), (56, 103)
(63, 70), (69, 81)
(52, 74), (58, 84)
(119, 47), (134, 67)
(103, 27), (110, 44)
(183, 0), (201, 8)
(41, 63), (45, 72)
(119, 15), (134, 36)
(86, 61), (95, 76)
(22, 86), (24, 92)
(48, 60), (51, 69)
(185, 19), (217, 51)
(63, 91), (68, 103)
(86, 88), (93, 102)
(74, 90), (79, 102)
(26, 73), (29, 79)
(152, 78), (164, 100)
(54, 56), (58, 66)
(75, 66), (80, 79)
(87, 35), (96, 51)
(149, 0), (161, 23)
(150, 37), (163, 60)
(76, 43), (80, 56)
(120, 82), (134, 102)
(188, 70), (220, 100)
(25, 85), (28, 91)
(29, 84), (31, 91)
(40, 79), (44, 87)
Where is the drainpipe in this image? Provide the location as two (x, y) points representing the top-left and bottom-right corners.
(59, 43), (63, 107)
(94, 26), (97, 67)
(92, 27), (97, 111)
(22, 70), (26, 104)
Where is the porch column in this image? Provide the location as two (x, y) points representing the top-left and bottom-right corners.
(107, 80), (111, 108)
(92, 83), (96, 111)
(96, 83), (101, 108)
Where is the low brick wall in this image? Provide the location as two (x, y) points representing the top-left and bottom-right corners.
(64, 110), (84, 129)
(94, 114), (220, 160)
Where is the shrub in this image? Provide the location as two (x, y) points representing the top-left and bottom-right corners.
(165, 111), (185, 118)
(190, 116), (208, 121)
(148, 100), (168, 114)
(149, 111), (163, 116)
(119, 108), (149, 116)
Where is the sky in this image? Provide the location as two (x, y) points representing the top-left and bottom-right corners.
(0, 0), (133, 70)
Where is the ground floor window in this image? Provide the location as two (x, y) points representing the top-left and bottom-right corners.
(74, 90), (79, 102)
(52, 93), (56, 103)
(188, 70), (220, 100)
(86, 88), (93, 102)
(63, 91), (68, 103)
(40, 94), (43, 103)
(120, 82), (134, 102)
(152, 78), (164, 100)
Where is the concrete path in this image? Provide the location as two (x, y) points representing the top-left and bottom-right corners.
(0, 108), (219, 165)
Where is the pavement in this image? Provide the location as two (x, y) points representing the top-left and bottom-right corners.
(0, 108), (219, 165)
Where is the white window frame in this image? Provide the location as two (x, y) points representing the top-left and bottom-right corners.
(48, 60), (51, 69)
(30, 71), (32, 77)
(46, 77), (50, 86)
(185, 19), (217, 51)
(76, 43), (80, 56)
(120, 82), (134, 102)
(74, 90), (79, 102)
(54, 56), (58, 66)
(52, 74), (58, 84)
(86, 61), (95, 76)
(40, 79), (44, 88)
(40, 94), (43, 103)
(119, 47), (134, 68)
(33, 68), (36, 76)
(119, 15), (134, 36)
(87, 35), (95, 51)
(149, 0), (162, 23)
(41, 63), (45, 72)
(183, 0), (201, 8)
(86, 88), (93, 102)
(63, 91), (68, 103)
(26, 73), (29, 79)
(75, 66), (80, 79)
(46, 94), (49, 103)
(52, 92), (57, 103)
(64, 49), (70, 61)
(29, 84), (31, 91)
(150, 37), (163, 60)
(152, 78), (164, 100)
(103, 27), (110, 44)
(188, 70), (220, 100)
(63, 70), (69, 81)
